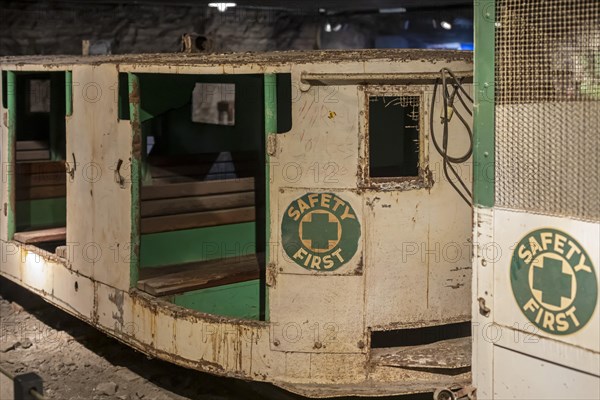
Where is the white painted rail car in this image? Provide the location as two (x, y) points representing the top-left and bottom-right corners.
(0, 50), (474, 398)
(472, 1), (600, 399)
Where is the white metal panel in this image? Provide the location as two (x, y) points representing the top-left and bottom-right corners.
(364, 86), (473, 329)
(269, 274), (366, 353)
(493, 345), (599, 400)
(87, 65), (133, 290)
(493, 209), (599, 353)
(66, 66), (95, 277)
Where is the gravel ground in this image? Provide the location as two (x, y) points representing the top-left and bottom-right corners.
(0, 277), (423, 400)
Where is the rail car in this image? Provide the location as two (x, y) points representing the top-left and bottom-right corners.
(0, 50), (475, 398)
(470, 1), (600, 399)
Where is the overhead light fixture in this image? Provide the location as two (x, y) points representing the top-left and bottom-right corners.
(441, 20), (452, 30)
(379, 8), (407, 13)
(324, 22), (343, 33)
(208, 3), (236, 12)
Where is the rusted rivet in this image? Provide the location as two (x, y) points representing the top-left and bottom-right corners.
(481, 259), (487, 267)
(357, 340), (365, 349)
(273, 339), (280, 347)
(314, 342), (322, 349)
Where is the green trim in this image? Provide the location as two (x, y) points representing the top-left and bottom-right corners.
(16, 198), (66, 230)
(473, 0), (495, 207)
(128, 73), (142, 287)
(6, 71), (16, 240)
(140, 223), (256, 268)
(172, 279), (260, 320)
(264, 74), (277, 321)
(65, 71), (73, 116)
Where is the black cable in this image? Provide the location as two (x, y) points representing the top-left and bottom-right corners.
(430, 67), (474, 206)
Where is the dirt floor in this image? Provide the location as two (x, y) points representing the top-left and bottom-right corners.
(0, 277), (428, 400)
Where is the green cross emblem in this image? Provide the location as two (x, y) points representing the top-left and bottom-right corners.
(302, 213), (338, 250)
(533, 257), (572, 307)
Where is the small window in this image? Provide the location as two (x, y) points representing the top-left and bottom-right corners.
(368, 95), (420, 178)
(192, 83), (235, 125)
(27, 79), (51, 113)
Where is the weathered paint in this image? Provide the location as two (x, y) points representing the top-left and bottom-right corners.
(264, 73), (276, 321)
(473, 0), (495, 207)
(65, 70), (72, 116)
(128, 72), (141, 287)
(1, 51), (475, 397)
(6, 70), (16, 240)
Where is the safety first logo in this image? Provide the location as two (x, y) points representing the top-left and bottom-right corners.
(281, 193), (360, 272)
(511, 228), (598, 335)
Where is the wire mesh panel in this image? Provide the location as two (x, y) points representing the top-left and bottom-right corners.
(495, 0), (600, 221)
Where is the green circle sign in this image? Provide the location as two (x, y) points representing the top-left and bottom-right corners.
(282, 193), (360, 272)
(511, 228), (598, 335)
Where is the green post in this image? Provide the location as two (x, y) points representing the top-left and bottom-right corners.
(128, 73), (141, 287)
(6, 71), (16, 239)
(264, 74), (277, 321)
(473, 0), (495, 207)
(65, 71), (73, 116)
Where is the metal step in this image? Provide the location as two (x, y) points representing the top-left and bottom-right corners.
(371, 337), (471, 370)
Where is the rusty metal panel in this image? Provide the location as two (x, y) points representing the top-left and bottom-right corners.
(66, 66), (95, 277)
(363, 85), (473, 329)
(269, 273), (366, 354)
(87, 66), (133, 291)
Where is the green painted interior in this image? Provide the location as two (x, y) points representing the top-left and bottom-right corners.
(127, 73), (289, 321)
(473, 0), (495, 207)
(10, 71), (67, 234)
(136, 73), (267, 271)
(14, 72), (67, 160)
(16, 198), (66, 231)
(65, 71), (73, 117)
(171, 279), (260, 320)
(140, 222), (256, 268)
(263, 74), (277, 322)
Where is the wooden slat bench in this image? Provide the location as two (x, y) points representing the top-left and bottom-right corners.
(140, 177), (256, 234)
(15, 160), (66, 201)
(137, 254), (262, 296)
(14, 227), (66, 244)
(16, 140), (51, 162)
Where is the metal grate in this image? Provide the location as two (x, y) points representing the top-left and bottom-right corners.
(495, 0), (600, 221)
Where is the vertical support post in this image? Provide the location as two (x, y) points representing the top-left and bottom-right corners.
(6, 71), (16, 240)
(128, 73), (141, 287)
(473, 0), (495, 207)
(65, 71), (73, 117)
(263, 74), (277, 321)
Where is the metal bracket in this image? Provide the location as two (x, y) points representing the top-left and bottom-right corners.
(65, 152), (76, 180)
(114, 159), (126, 188)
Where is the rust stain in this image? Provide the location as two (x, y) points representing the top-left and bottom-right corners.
(328, 110), (337, 120)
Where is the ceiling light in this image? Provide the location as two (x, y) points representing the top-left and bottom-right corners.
(379, 8), (407, 13)
(324, 23), (332, 32)
(441, 21), (452, 30)
(332, 23), (343, 32)
(208, 3), (236, 12)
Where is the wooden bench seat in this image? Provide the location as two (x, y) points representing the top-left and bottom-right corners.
(13, 226), (66, 244)
(16, 140), (51, 162)
(15, 160), (66, 201)
(140, 177), (256, 234)
(147, 152), (257, 184)
(137, 254), (262, 296)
